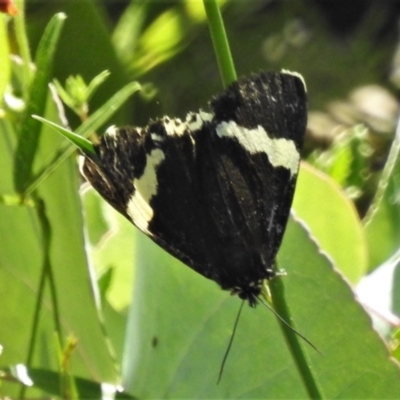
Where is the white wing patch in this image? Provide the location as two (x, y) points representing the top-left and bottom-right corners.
(281, 69), (307, 92)
(104, 125), (118, 139)
(163, 118), (187, 136)
(127, 148), (165, 231)
(216, 121), (300, 176)
(158, 111), (213, 137)
(187, 111), (213, 132)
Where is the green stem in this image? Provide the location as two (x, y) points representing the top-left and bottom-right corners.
(19, 246), (47, 399)
(19, 199), (63, 399)
(269, 274), (324, 399)
(203, 0), (236, 87)
(37, 199), (63, 340)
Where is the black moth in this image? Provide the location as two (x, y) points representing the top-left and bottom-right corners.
(81, 71), (307, 306)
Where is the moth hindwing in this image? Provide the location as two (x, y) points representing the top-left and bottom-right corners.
(81, 70), (307, 306)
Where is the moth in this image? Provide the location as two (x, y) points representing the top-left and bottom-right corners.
(81, 71), (307, 306)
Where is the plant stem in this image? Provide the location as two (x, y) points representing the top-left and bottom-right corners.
(19, 243), (47, 399)
(203, 0), (236, 87)
(37, 199), (63, 341)
(20, 199), (63, 398)
(269, 274), (324, 399)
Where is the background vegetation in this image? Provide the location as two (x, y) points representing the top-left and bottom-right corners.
(1, 0), (400, 398)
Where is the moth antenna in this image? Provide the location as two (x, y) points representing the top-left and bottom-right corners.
(217, 299), (245, 384)
(258, 296), (321, 354)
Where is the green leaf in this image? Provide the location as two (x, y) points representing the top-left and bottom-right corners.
(364, 119), (400, 270)
(25, 80), (141, 195)
(0, 15), (11, 103)
(83, 188), (135, 311)
(390, 250), (400, 317)
(53, 70), (111, 118)
(13, 13), (66, 193)
(85, 70), (111, 101)
(311, 125), (372, 197)
(293, 162), (367, 283)
(82, 187), (110, 246)
(112, 0), (150, 66)
(120, 217), (400, 398)
(75, 81), (141, 137)
(32, 115), (95, 156)
(391, 326), (400, 362)
(132, 9), (185, 74)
